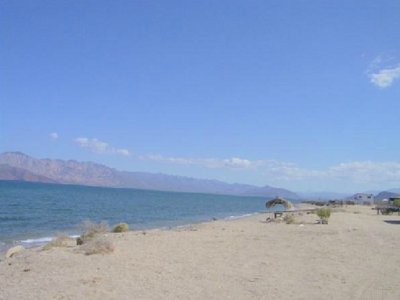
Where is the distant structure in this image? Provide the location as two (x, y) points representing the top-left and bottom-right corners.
(352, 193), (374, 205)
(265, 196), (294, 210)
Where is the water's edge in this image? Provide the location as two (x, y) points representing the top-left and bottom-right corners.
(0, 180), (293, 254)
(1, 211), (265, 254)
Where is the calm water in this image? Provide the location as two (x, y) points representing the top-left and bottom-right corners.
(0, 180), (275, 251)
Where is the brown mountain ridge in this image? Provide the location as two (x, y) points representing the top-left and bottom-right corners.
(0, 152), (299, 199)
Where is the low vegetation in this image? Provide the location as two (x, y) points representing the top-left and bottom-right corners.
(77, 221), (110, 245)
(74, 220), (130, 254)
(112, 223), (129, 233)
(73, 220), (115, 255)
(42, 233), (72, 251)
(316, 208), (331, 224)
(81, 237), (114, 255)
(394, 199), (400, 207)
(283, 214), (295, 224)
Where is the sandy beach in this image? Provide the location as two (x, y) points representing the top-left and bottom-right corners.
(1, 205), (400, 300)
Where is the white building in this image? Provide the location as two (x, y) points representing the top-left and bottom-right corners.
(352, 193), (374, 205)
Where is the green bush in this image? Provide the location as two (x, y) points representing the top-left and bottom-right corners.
(394, 199), (400, 207)
(316, 208), (331, 220)
(112, 223), (129, 233)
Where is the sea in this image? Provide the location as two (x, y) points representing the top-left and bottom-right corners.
(0, 180), (280, 252)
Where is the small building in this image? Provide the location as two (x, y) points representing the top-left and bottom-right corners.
(352, 193), (374, 205)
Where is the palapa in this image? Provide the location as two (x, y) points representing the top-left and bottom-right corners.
(265, 197), (294, 210)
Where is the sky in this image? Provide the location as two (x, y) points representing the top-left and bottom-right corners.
(1, 0), (400, 193)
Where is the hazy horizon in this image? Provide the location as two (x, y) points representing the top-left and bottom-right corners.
(1, 1), (399, 193)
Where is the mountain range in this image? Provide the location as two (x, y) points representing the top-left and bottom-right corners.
(0, 152), (299, 199)
(374, 191), (400, 201)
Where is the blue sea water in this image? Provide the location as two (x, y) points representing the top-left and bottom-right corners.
(0, 180), (276, 251)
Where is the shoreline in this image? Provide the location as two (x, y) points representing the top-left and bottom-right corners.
(1, 210), (265, 255)
(2, 205), (399, 299)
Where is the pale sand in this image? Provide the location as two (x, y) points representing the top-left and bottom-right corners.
(1, 206), (400, 300)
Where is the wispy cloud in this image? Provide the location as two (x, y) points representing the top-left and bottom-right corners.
(326, 161), (400, 184)
(75, 137), (130, 156)
(367, 55), (400, 88)
(369, 65), (400, 88)
(49, 132), (59, 140)
(141, 154), (400, 185)
(140, 154), (265, 169)
(259, 160), (400, 185)
(141, 154), (322, 176)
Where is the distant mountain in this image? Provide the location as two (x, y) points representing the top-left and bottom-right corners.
(298, 191), (351, 200)
(0, 152), (121, 186)
(0, 152), (299, 199)
(375, 191), (400, 201)
(0, 164), (56, 183)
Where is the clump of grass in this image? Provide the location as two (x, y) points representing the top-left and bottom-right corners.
(42, 233), (72, 251)
(77, 220), (110, 245)
(81, 237), (114, 255)
(316, 208), (332, 224)
(112, 223), (129, 233)
(283, 214), (295, 224)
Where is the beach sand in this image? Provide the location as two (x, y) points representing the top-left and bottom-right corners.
(1, 205), (400, 300)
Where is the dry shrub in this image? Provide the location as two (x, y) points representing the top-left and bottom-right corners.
(77, 220), (110, 245)
(42, 233), (72, 251)
(112, 223), (129, 233)
(283, 214), (295, 224)
(81, 237), (114, 255)
(273, 217), (283, 223)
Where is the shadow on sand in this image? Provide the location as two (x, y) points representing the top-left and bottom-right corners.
(384, 220), (400, 225)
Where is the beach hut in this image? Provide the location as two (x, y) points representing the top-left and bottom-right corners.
(265, 197), (294, 210)
(265, 197), (294, 219)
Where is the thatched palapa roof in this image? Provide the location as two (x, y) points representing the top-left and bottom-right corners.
(265, 197), (294, 210)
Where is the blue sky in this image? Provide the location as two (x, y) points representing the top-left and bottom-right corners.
(1, 0), (400, 193)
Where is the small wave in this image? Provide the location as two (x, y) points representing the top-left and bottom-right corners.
(20, 237), (53, 244)
(224, 212), (257, 220)
(20, 234), (79, 245)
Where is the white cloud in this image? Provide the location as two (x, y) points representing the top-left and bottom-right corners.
(49, 132), (59, 140)
(75, 137), (130, 156)
(367, 55), (400, 88)
(141, 155), (266, 169)
(222, 157), (253, 168)
(115, 148), (130, 156)
(261, 160), (400, 184)
(326, 161), (400, 183)
(141, 154), (400, 187)
(369, 65), (400, 88)
(262, 160), (400, 186)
